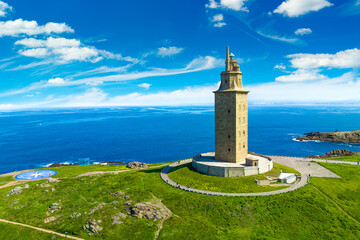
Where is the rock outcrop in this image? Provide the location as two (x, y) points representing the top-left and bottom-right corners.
(130, 202), (171, 220)
(49, 202), (61, 211)
(307, 149), (357, 159)
(111, 191), (125, 197)
(44, 216), (57, 223)
(297, 131), (360, 143)
(90, 202), (106, 214)
(83, 220), (103, 234)
(127, 162), (148, 169)
(6, 186), (23, 197)
(112, 212), (127, 225)
(46, 178), (59, 183)
(48, 163), (79, 167)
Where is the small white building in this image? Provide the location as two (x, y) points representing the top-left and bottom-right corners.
(278, 172), (296, 183)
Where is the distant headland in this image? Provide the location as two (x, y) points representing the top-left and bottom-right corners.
(297, 130), (360, 143)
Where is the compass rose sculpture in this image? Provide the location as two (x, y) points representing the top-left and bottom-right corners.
(15, 170), (57, 180)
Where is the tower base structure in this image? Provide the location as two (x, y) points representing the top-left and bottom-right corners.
(192, 152), (273, 177)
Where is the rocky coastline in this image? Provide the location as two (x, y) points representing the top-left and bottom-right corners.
(297, 130), (360, 143)
(306, 149), (358, 159)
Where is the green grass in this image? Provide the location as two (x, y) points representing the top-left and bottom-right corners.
(0, 163), (359, 240)
(325, 155), (360, 162)
(0, 176), (14, 186)
(0, 222), (61, 239)
(167, 162), (299, 193)
(311, 163), (360, 222)
(33, 162), (169, 178)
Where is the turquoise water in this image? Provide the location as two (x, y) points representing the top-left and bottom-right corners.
(0, 106), (359, 174)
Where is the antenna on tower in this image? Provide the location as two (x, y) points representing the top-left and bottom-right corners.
(226, 46), (230, 71)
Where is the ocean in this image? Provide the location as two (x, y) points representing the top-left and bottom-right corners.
(0, 106), (359, 174)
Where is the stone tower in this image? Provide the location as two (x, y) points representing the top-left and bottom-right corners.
(214, 47), (249, 164)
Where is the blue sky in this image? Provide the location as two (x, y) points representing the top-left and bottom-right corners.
(0, 0), (359, 109)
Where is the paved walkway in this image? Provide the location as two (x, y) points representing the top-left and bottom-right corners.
(0, 181), (23, 190)
(270, 155), (359, 165)
(270, 156), (341, 178)
(0, 218), (84, 240)
(160, 159), (309, 197)
(0, 170), (31, 178)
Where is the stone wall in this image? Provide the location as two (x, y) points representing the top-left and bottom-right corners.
(192, 155), (273, 178)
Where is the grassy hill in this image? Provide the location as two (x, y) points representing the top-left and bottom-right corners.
(0, 162), (359, 239)
(326, 155), (360, 162)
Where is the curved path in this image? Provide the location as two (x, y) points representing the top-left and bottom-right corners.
(160, 158), (308, 197)
(76, 163), (169, 178)
(0, 218), (84, 240)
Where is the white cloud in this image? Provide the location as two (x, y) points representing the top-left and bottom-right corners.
(7, 60), (53, 71)
(265, 48), (360, 103)
(0, 19), (74, 37)
(70, 65), (131, 78)
(157, 46), (184, 57)
(338, 0), (360, 16)
(138, 83), (151, 90)
(275, 69), (326, 82)
(15, 37), (80, 49)
(274, 0), (333, 17)
(15, 38), (45, 48)
(211, 14), (227, 28)
(0, 1), (12, 17)
(221, 0), (248, 11)
(53, 47), (101, 62)
(0, 104), (14, 110)
(295, 28), (312, 35)
(257, 30), (300, 44)
(0, 84), (217, 110)
(248, 72), (360, 103)
(274, 64), (286, 71)
(3, 73), (360, 110)
(19, 48), (49, 58)
(62, 88), (108, 107)
(288, 48), (360, 69)
(206, 0), (220, 9)
(98, 50), (138, 63)
(78, 56), (221, 86)
(14, 37), (137, 64)
(48, 77), (65, 85)
(214, 22), (227, 27)
(0, 55), (223, 97)
(211, 14), (224, 22)
(205, 0), (248, 11)
(107, 85), (216, 106)
(185, 56), (223, 70)
(46, 37), (80, 48)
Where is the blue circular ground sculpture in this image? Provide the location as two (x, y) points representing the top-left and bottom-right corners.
(15, 170), (57, 180)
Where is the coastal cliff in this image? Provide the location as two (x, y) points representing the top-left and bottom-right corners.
(297, 130), (360, 143)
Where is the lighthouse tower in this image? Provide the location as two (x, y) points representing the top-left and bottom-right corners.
(214, 47), (249, 164)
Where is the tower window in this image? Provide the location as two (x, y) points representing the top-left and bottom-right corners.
(225, 80), (227, 83)
(243, 144), (245, 148)
(228, 135), (230, 138)
(228, 148), (231, 152)
(228, 110), (230, 113)
(243, 130), (245, 135)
